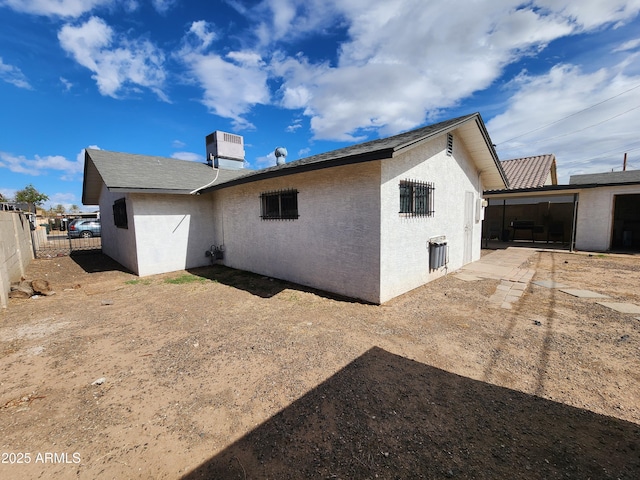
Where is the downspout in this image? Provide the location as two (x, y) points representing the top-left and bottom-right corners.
(570, 193), (578, 252)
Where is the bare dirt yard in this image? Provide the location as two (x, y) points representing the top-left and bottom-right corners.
(1, 248), (639, 479)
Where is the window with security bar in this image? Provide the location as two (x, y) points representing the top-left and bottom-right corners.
(399, 180), (434, 217)
(260, 189), (299, 220)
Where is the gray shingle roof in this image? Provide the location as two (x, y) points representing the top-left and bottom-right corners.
(201, 113), (507, 192)
(83, 112), (508, 205)
(570, 170), (640, 185)
(82, 149), (246, 204)
(500, 154), (557, 189)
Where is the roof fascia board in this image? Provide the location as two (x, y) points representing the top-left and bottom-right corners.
(485, 180), (640, 197)
(108, 187), (195, 195)
(202, 149), (393, 193)
(474, 116), (509, 188)
(390, 114), (477, 156)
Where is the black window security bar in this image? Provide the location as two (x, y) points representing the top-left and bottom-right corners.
(260, 189), (299, 220)
(400, 180), (434, 217)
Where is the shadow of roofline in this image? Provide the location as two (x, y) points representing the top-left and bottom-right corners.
(186, 264), (373, 304)
(182, 346), (639, 479)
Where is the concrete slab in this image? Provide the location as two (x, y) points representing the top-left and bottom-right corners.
(454, 273), (482, 281)
(597, 302), (640, 314)
(560, 289), (610, 299)
(532, 280), (568, 289)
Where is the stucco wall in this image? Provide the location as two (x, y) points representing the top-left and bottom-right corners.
(379, 132), (483, 302)
(100, 188), (139, 274)
(131, 193), (217, 276)
(575, 184), (640, 251)
(213, 162), (382, 303)
(1, 211), (34, 308)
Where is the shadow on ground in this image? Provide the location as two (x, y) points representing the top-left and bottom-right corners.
(188, 264), (368, 303)
(183, 347), (639, 479)
(69, 251), (132, 274)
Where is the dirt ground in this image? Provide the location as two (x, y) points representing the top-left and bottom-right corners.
(1, 248), (639, 479)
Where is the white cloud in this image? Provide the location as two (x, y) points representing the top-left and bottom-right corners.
(0, 0), (115, 18)
(0, 188), (17, 201)
(171, 139), (186, 148)
(258, 0), (640, 140)
(488, 63), (640, 182)
(253, 0), (341, 46)
(0, 147), (88, 178)
(286, 119), (303, 132)
(60, 76), (73, 91)
(178, 21), (270, 129)
(58, 16), (168, 100)
(0, 57), (33, 89)
(613, 38), (640, 52)
(171, 151), (204, 162)
(187, 20), (216, 50)
(255, 150), (277, 167)
(151, 0), (175, 14)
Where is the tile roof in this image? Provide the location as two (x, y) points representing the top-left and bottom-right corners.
(500, 154), (557, 189)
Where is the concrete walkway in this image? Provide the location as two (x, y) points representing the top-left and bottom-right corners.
(457, 247), (640, 317)
(456, 248), (536, 309)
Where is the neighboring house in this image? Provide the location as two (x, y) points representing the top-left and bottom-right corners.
(484, 169), (640, 252)
(83, 113), (508, 303)
(570, 170), (640, 251)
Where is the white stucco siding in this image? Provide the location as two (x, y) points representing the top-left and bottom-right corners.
(575, 184), (640, 251)
(379, 133), (483, 303)
(131, 193), (216, 276)
(214, 162), (382, 303)
(100, 189), (139, 274)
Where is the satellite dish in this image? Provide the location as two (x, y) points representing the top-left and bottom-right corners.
(274, 147), (288, 165)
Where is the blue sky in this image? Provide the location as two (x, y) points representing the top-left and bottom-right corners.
(1, 0), (640, 210)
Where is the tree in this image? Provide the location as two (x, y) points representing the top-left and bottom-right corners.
(54, 204), (66, 214)
(71, 204), (80, 213)
(14, 184), (49, 211)
(0, 192), (7, 202)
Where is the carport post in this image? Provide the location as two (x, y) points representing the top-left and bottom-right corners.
(570, 193), (578, 252)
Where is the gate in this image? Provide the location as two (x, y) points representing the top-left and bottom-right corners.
(31, 219), (101, 258)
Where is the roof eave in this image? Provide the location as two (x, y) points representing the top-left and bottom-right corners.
(108, 187), (198, 195)
(474, 115), (509, 189)
(201, 148), (394, 193)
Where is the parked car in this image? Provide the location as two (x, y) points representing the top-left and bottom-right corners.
(67, 219), (101, 238)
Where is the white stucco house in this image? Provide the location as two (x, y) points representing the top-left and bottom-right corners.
(570, 170), (640, 252)
(82, 113), (508, 303)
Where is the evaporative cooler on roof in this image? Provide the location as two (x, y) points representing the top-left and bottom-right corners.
(205, 131), (245, 169)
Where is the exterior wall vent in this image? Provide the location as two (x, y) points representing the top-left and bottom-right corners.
(205, 131), (245, 169)
(446, 133), (454, 156)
